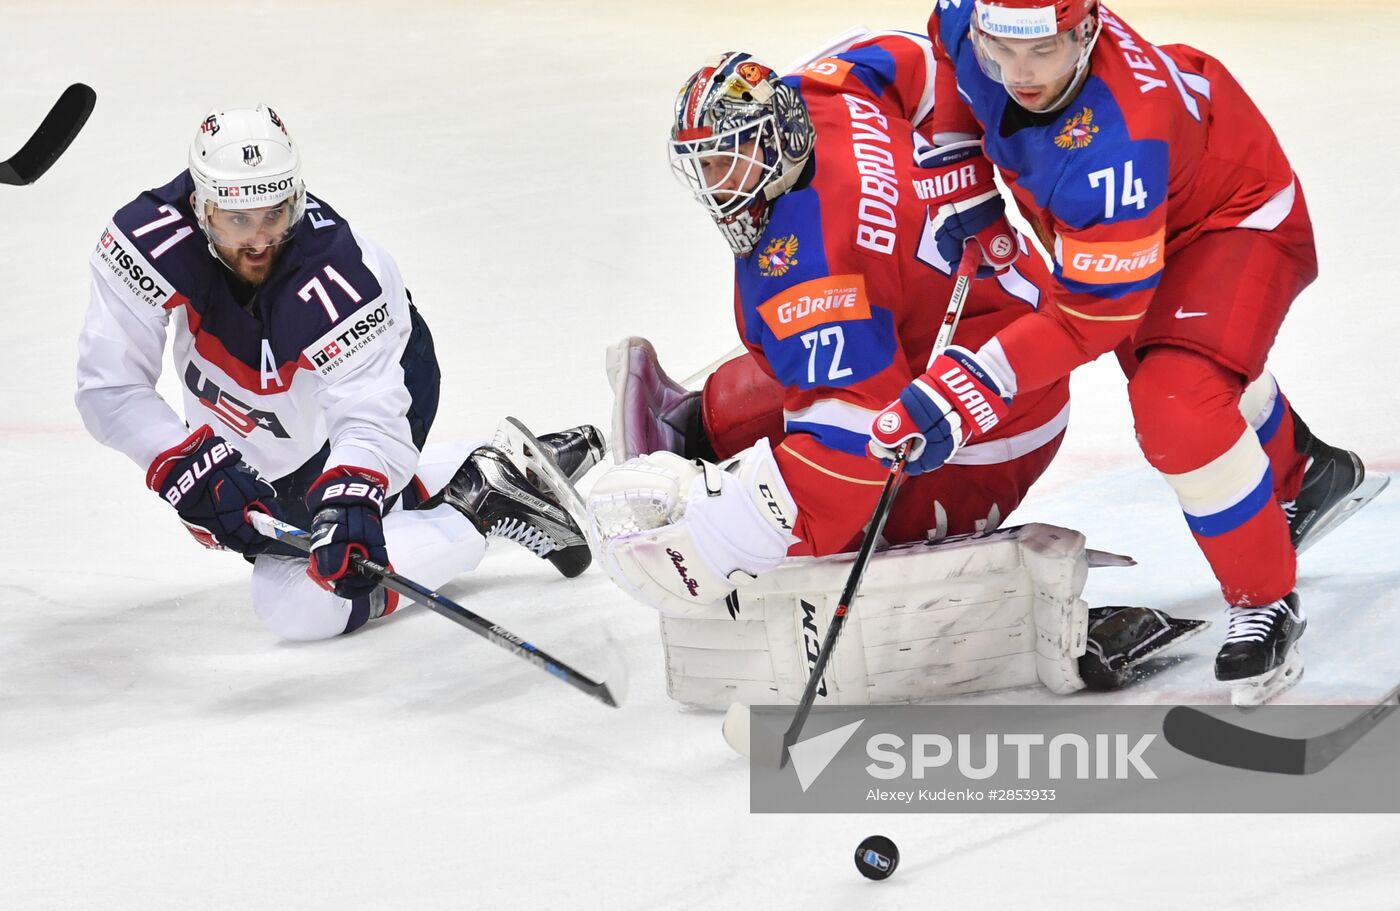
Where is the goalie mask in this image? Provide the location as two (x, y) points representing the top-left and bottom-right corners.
(670, 53), (815, 256)
(188, 105), (306, 263)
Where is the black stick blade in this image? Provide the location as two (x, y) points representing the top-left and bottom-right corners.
(1163, 706), (1308, 775)
(0, 83), (97, 186)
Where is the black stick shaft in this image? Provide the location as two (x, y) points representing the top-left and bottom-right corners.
(775, 244), (981, 761)
(253, 513), (618, 708)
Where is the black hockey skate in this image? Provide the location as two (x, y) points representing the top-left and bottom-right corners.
(1078, 606), (1209, 690)
(423, 445), (592, 578)
(493, 416), (604, 524)
(494, 417), (604, 489)
(1215, 592), (1306, 706)
(1285, 413), (1386, 554)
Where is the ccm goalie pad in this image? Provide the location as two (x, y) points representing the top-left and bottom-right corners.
(643, 525), (1202, 708)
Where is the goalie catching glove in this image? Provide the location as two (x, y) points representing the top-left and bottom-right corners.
(586, 438), (800, 610)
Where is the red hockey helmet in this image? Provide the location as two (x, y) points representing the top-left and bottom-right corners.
(973, 0), (1096, 37)
(970, 0), (1102, 112)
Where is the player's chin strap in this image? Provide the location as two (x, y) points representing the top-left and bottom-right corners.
(248, 511), (622, 709)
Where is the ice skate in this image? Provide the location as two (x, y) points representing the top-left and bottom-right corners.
(1215, 593), (1306, 706)
(1077, 605), (1210, 690)
(1286, 414), (1389, 555)
(424, 445), (592, 578)
(493, 416), (604, 521)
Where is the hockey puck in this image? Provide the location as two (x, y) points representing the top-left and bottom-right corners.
(854, 835), (899, 880)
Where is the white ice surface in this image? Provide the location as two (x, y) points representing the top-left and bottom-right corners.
(2, 1), (1399, 908)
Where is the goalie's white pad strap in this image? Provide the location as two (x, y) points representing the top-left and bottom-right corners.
(587, 440), (801, 609)
(658, 523), (1089, 707)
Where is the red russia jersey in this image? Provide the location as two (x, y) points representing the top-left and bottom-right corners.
(731, 30), (1069, 554)
(928, 5), (1300, 393)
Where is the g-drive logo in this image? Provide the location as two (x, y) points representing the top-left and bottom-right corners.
(788, 718), (1158, 793)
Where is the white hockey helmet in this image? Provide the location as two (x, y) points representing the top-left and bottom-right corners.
(188, 105), (305, 248)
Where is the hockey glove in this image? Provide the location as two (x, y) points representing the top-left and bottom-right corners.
(147, 425), (281, 554)
(305, 466), (389, 600)
(917, 140), (1019, 277)
(869, 346), (1012, 475)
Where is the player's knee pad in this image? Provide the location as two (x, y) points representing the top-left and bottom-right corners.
(700, 353), (785, 460)
(656, 523), (1093, 707)
(251, 554), (355, 641)
(1128, 347), (1243, 471)
(587, 438), (800, 610)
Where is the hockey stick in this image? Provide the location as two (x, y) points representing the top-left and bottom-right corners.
(723, 244), (981, 766)
(250, 512), (620, 708)
(1162, 683), (1400, 775)
(0, 84), (97, 186)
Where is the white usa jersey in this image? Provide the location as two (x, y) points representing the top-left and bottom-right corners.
(76, 170), (436, 493)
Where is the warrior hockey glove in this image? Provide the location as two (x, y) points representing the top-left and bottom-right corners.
(917, 139), (1019, 277)
(147, 425), (281, 554)
(869, 346), (1012, 475)
(305, 466), (389, 600)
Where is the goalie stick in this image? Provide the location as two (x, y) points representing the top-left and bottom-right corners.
(1162, 683), (1400, 775)
(0, 84), (97, 186)
(723, 244), (979, 767)
(250, 512), (621, 708)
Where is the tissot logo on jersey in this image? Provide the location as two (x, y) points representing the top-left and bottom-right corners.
(96, 226), (174, 308)
(303, 300), (395, 378)
(758, 274), (871, 340)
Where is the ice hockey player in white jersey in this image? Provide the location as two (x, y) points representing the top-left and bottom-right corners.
(76, 105), (601, 641)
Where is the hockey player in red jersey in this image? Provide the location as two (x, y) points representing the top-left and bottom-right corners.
(589, 33), (1205, 705)
(77, 106), (600, 642)
(598, 33), (1070, 564)
(876, 0), (1383, 702)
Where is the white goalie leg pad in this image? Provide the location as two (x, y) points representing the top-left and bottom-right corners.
(657, 523), (1091, 708)
(606, 336), (702, 462)
(587, 439), (800, 611)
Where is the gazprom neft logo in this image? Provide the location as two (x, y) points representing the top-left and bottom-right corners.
(866, 733), (1158, 780)
(974, 1), (1058, 37)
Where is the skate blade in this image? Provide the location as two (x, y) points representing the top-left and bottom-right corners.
(1296, 472), (1391, 556)
(1229, 648), (1305, 707)
(495, 416), (590, 526)
(1123, 616), (1212, 670)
